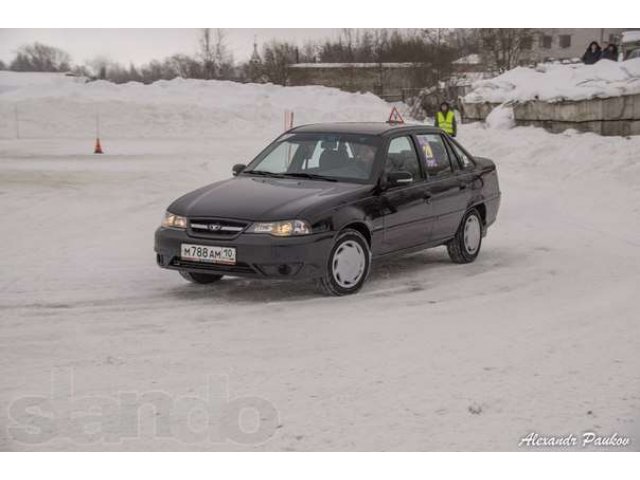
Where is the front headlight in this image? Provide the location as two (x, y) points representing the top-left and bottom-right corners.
(248, 220), (311, 236)
(161, 211), (187, 229)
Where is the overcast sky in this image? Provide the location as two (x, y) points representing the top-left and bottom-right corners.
(0, 29), (343, 66)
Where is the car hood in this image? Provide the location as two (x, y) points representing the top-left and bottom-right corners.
(169, 175), (371, 220)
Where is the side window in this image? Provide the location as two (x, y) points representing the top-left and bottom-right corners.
(448, 139), (475, 169)
(385, 136), (421, 180)
(415, 134), (453, 178)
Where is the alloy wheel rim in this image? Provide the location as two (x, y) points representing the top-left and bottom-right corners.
(332, 240), (366, 288)
(463, 215), (481, 254)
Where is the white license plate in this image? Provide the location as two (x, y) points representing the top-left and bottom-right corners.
(180, 243), (236, 265)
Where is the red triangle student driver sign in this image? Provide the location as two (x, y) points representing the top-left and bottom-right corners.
(387, 106), (404, 124)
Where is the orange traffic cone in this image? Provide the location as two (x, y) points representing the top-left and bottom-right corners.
(94, 137), (103, 154)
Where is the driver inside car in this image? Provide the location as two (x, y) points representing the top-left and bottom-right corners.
(353, 143), (377, 176)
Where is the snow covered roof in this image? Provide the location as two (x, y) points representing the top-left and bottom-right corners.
(289, 62), (417, 69)
(450, 72), (492, 87)
(463, 58), (640, 104)
(622, 31), (640, 44)
(453, 54), (481, 65)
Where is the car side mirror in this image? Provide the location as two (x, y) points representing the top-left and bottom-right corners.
(232, 164), (246, 176)
(386, 171), (414, 187)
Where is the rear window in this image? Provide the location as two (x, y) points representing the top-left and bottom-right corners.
(448, 139), (475, 169)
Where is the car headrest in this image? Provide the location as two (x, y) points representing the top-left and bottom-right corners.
(319, 149), (345, 170)
(320, 140), (337, 150)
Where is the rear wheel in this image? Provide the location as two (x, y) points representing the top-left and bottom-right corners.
(447, 209), (483, 264)
(179, 271), (224, 284)
(318, 229), (371, 296)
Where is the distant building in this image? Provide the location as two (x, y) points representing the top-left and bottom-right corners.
(452, 54), (484, 73)
(246, 40), (266, 83)
(518, 28), (628, 64)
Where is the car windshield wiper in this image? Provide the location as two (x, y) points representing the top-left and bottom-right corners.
(281, 172), (338, 182)
(242, 170), (284, 178)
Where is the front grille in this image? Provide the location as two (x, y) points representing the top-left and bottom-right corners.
(188, 218), (249, 239)
(171, 258), (256, 274)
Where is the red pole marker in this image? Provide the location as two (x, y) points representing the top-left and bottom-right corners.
(284, 110), (294, 131)
(94, 138), (103, 154)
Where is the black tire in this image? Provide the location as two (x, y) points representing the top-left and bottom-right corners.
(317, 228), (371, 296)
(447, 209), (483, 264)
(179, 271), (224, 284)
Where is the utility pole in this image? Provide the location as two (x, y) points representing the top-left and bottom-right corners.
(14, 105), (20, 139)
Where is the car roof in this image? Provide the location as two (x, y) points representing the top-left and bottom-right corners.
(289, 122), (443, 136)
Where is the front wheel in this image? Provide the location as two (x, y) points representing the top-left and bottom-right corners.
(447, 209), (483, 264)
(179, 271), (224, 284)
(317, 229), (371, 296)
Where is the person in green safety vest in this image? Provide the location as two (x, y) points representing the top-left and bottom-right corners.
(434, 101), (457, 137)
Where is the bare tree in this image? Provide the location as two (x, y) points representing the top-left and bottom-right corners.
(214, 29), (236, 79)
(478, 28), (532, 72)
(197, 28), (235, 80)
(261, 41), (298, 85)
(199, 28), (216, 79)
(165, 54), (202, 79)
(10, 42), (71, 72)
(86, 56), (112, 79)
(300, 41), (319, 63)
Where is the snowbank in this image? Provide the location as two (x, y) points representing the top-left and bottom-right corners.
(0, 71), (88, 95)
(484, 104), (515, 129)
(289, 62), (415, 68)
(464, 58), (640, 104)
(0, 71), (393, 139)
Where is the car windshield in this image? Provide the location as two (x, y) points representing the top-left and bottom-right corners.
(244, 133), (381, 183)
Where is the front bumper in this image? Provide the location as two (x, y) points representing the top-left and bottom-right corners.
(154, 227), (334, 280)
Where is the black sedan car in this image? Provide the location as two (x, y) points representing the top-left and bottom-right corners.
(155, 122), (500, 295)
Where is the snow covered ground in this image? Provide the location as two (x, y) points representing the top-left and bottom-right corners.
(464, 58), (640, 103)
(1, 74), (639, 451)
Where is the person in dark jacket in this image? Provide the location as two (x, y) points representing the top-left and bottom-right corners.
(582, 41), (602, 64)
(601, 43), (619, 61)
(434, 101), (457, 137)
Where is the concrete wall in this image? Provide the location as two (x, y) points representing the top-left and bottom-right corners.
(461, 93), (640, 136)
(460, 102), (501, 122)
(514, 94), (640, 122)
(516, 118), (640, 136)
(288, 63), (427, 101)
